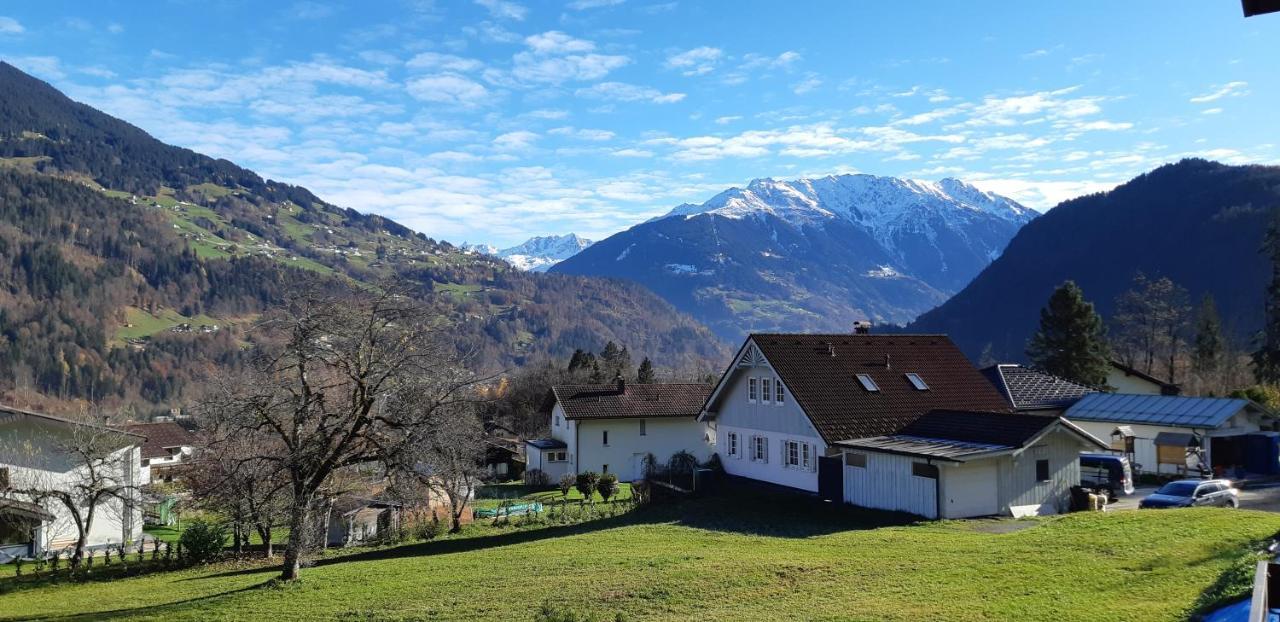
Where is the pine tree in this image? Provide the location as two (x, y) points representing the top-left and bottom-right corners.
(1027, 281), (1111, 386)
(637, 357), (655, 383)
(1255, 209), (1280, 384)
(1192, 293), (1225, 380)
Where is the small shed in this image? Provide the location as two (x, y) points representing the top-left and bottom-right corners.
(326, 497), (402, 547)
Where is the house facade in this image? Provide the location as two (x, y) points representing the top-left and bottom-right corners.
(1065, 393), (1277, 476)
(124, 421), (196, 485)
(1106, 361), (1181, 396)
(0, 406), (144, 560)
(700, 333), (1106, 518)
(526, 379), (713, 482)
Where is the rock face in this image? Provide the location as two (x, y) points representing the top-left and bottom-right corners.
(553, 173), (1034, 339)
(909, 159), (1280, 361)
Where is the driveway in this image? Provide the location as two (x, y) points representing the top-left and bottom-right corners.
(1108, 483), (1280, 512)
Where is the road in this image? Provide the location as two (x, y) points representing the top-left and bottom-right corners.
(1108, 483), (1280, 512)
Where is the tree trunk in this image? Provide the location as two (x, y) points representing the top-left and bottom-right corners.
(449, 496), (462, 533)
(280, 495), (312, 581)
(257, 524), (273, 558)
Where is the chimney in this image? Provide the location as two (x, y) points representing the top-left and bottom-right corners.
(853, 320), (872, 335)
(827, 343), (836, 357)
(615, 373), (626, 394)
(884, 354), (891, 369)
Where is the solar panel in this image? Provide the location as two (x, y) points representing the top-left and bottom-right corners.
(1065, 393), (1247, 428)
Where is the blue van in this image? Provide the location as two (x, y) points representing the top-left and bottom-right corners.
(1079, 453), (1135, 501)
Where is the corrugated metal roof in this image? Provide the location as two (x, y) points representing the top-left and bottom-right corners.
(1065, 393), (1255, 428)
(836, 435), (1012, 462)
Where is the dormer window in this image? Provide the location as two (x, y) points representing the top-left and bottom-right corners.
(856, 374), (879, 392)
(905, 373), (929, 391)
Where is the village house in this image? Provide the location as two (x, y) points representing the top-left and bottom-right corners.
(1105, 360), (1181, 396)
(124, 421), (197, 485)
(525, 378), (713, 483)
(0, 405), (144, 560)
(699, 333), (1108, 518)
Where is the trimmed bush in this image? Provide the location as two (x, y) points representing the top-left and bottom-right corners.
(597, 473), (619, 503)
(575, 471), (600, 501)
(178, 519), (228, 565)
(524, 468), (551, 487)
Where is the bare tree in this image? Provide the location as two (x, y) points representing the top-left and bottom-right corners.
(392, 395), (487, 534)
(1, 414), (139, 571)
(1112, 274), (1191, 383)
(200, 281), (478, 580)
(185, 433), (290, 558)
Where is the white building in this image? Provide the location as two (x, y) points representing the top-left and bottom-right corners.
(124, 421), (197, 485)
(699, 333), (1107, 518)
(525, 379), (714, 483)
(1105, 361), (1181, 396)
(0, 406), (144, 560)
(1065, 393), (1276, 476)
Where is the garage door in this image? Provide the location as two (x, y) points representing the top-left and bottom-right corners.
(944, 460), (999, 518)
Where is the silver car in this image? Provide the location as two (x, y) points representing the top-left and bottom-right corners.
(1138, 479), (1240, 509)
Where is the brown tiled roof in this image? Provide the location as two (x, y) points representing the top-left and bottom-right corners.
(551, 383), (712, 420)
(124, 422), (197, 460)
(747, 334), (1012, 443)
(981, 364), (1097, 410)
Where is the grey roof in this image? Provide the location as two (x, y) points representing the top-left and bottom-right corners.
(1066, 393), (1264, 429)
(837, 435), (1013, 462)
(1153, 432), (1197, 447)
(981, 364), (1097, 410)
(525, 438), (567, 450)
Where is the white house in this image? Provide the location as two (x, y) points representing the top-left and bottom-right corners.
(1065, 393), (1277, 476)
(0, 405), (144, 560)
(525, 378), (714, 482)
(1106, 360), (1181, 396)
(124, 421), (197, 485)
(699, 333), (1107, 518)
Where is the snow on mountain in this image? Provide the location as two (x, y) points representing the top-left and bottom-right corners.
(553, 172), (1035, 339)
(470, 234), (594, 272)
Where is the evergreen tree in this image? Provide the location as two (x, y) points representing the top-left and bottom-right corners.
(1027, 281), (1111, 386)
(588, 360), (605, 384)
(637, 357), (655, 383)
(1255, 209), (1280, 384)
(1192, 293), (1225, 379)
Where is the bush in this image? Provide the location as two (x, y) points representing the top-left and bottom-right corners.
(575, 471), (600, 500)
(597, 473), (619, 503)
(414, 511), (445, 541)
(178, 519), (228, 565)
(524, 469), (551, 487)
(703, 453), (724, 474)
(558, 473), (576, 498)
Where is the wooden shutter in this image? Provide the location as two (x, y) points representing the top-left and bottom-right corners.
(1157, 444), (1184, 465)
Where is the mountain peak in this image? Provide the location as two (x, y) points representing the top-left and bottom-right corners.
(473, 233), (594, 272)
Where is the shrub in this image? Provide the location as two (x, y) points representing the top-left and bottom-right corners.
(558, 473), (576, 498)
(703, 453), (724, 474)
(178, 519), (228, 565)
(524, 469), (551, 487)
(575, 471), (600, 501)
(667, 451), (698, 476)
(414, 511), (445, 540)
(597, 473), (619, 503)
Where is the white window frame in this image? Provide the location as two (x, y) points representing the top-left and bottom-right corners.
(775, 378), (785, 404)
(761, 378), (772, 404)
(905, 373), (928, 391)
(751, 435), (768, 463)
(784, 440), (800, 468)
(748, 377), (758, 403)
(727, 432), (740, 458)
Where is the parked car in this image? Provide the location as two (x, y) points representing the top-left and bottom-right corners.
(1138, 479), (1239, 509)
(1079, 453), (1135, 501)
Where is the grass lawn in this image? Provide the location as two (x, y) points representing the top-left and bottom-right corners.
(473, 482), (634, 510)
(1, 485), (1275, 621)
(115, 307), (223, 341)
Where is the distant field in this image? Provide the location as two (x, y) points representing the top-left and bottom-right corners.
(0, 484), (1270, 621)
(115, 307), (225, 341)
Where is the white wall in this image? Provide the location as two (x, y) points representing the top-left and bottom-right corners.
(993, 432), (1082, 516)
(843, 451), (938, 518)
(1106, 369), (1166, 395)
(574, 417), (713, 481)
(1, 418), (143, 555)
(711, 363), (826, 492)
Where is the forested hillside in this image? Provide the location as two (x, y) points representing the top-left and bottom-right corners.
(0, 62), (727, 414)
(909, 159), (1280, 362)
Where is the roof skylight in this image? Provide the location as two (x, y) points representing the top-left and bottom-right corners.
(856, 374), (880, 392)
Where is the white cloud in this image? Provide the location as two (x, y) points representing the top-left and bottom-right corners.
(0, 16), (23, 34)
(970, 178), (1117, 211)
(791, 74), (821, 95)
(1202, 107), (1224, 115)
(548, 126), (615, 141)
(492, 130), (539, 150)
(715, 115), (742, 125)
(665, 46), (723, 76)
(106, 22), (124, 34)
(611, 148), (653, 158)
(407, 74), (491, 106)
(1189, 81), (1248, 104)
(475, 0), (528, 20)
(289, 1), (336, 19)
(575, 81), (685, 103)
(524, 31), (595, 54)
(406, 52), (485, 73)
(741, 51), (800, 70)
(9, 56), (64, 79)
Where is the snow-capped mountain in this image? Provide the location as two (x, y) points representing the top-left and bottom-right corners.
(552, 173), (1035, 339)
(469, 234), (593, 272)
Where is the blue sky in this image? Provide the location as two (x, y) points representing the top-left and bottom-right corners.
(1, 2), (1276, 247)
